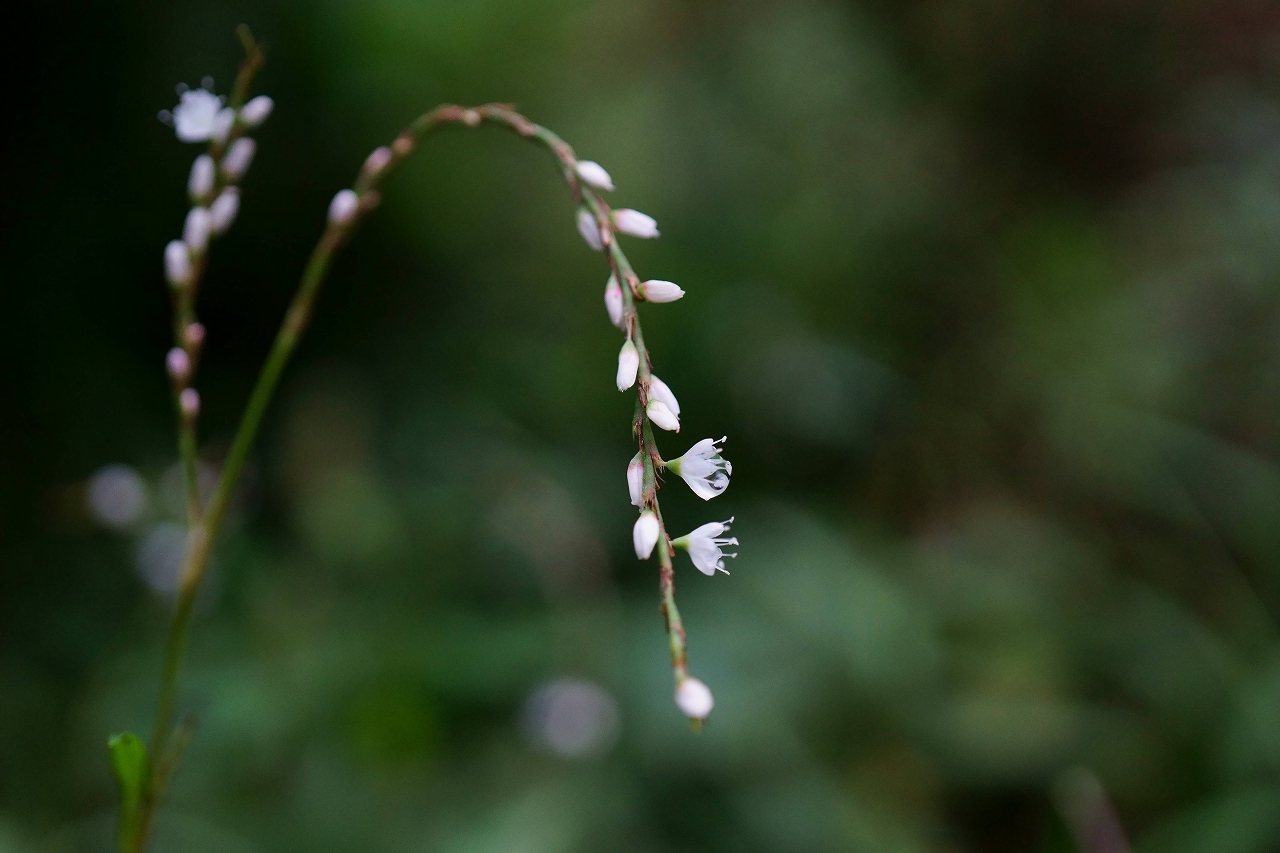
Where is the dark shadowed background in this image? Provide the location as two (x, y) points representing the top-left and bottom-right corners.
(4, 1), (1280, 851)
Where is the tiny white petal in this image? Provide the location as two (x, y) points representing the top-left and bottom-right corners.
(576, 160), (615, 191)
(604, 275), (624, 328)
(646, 399), (680, 432)
(328, 189), (360, 226)
(613, 209), (659, 239)
(633, 511), (660, 559)
(209, 187), (240, 234)
(627, 452), (644, 507)
(616, 340), (639, 391)
(649, 376), (680, 417)
(221, 137), (257, 182)
(164, 240), (192, 286)
(187, 154), (215, 199)
(639, 280), (684, 303)
(675, 677), (714, 720)
(183, 207), (211, 253)
(239, 95), (274, 127)
(577, 208), (604, 251)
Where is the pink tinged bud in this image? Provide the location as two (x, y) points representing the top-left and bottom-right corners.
(633, 511), (660, 559)
(613, 209), (659, 238)
(649, 375), (680, 417)
(164, 240), (192, 287)
(212, 107), (236, 144)
(628, 452), (644, 507)
(239, 95), (274, 127)
(209, 187), (240, 234)
(575, 160), (614, 191)
(646, 399), (679, 432)
(221, 137), (256, 182)
(616, 340), (640, 391)
(166, 347), (191, 383)
(184, 207), (211, 253)
(188, 154), (215, 200)
(362, 146), (393, 180)
(179, 388), (201, 418)
(675, 677), (714, 720)
(328, 189), (360, 226)
(184, 322), (206, 350)
(639, 280), (684, 302)
(576, 207), (604, 251)
(604, 275), (624, 328)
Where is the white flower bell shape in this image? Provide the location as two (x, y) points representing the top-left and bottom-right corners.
(633, 511), (660, 559)
(672, 517), (737, 576)
(666, 437), (730, 500)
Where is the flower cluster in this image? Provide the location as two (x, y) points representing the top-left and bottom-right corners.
(570, 158), (738, 723)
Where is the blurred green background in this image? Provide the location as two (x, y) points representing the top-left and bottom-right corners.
(4, 1), (1280, 851)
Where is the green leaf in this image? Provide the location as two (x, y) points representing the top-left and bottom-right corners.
(108, 732), (149, 851)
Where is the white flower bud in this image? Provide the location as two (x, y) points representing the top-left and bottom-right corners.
(675, 677), (714, 720)
(576, 160), (614, 191)
(613, 209), (659, 239)
(639, 280), (684, 302)
(604, 275), (624, 328)
(646, 399), (679, 432)
(649, 375), (680, 417)
(616, 340), (639, 391)
(209, 187), (240, 234)
(362, 146), (393, 180)
(211, 107), (236, 144)
(239, 95), (274, 127)
(184, 322), (206, 350)
(633, 511), (660, 559)
(166, 347), (191, 383)
(628, 452), (644, 507)
(221, 137), (256, 182)
(179, 388), (201, 419)
(183, 207), (211, 253)
(164, 240), (192, 287)
(576, 207), (604, 251)
(188, 154), (215, 200)
(328, 189), (360, 226)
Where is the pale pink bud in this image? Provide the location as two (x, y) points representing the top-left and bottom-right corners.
(183, 207), (211, 253)
(616, 340), (639, 391)
(575, 160), (614, 191)
(184, 322), (206, 350)
(221, 137), (256, 182)
(639, 280), (684, 302)
(188, 154), (215, 200)
(576, 208), (604, 251)
(613, 209), (659, 238)
(628, 452), (644, 507)
(211, 107), (236, 144)
(239, 95), (274, 127)
(633, 511), (660, 559)
(209, 187), (240, 234)
(604, 275), (624, 328)
(179, 388), (201, 418)
(328, 189), (360, 226)
(362, 146), (393, 180)
(166, 347), (191, 383)
(675, 677), (714, 720)
(646, 399), (679, 432)
(164, 240), (192, 287)
(649, 375), (680, 417)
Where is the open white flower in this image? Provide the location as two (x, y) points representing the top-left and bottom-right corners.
(672, 517), (737, 576)
(617, 340), (639, 391)
(628, 452), (644, 507)
(576, 207), (604, 251)
(170, 88), (234, 143)
(613, 209), (659, 238)
(576, 160), (614, 191)
(604, 274), (624, 328)
(649, 375), (680, 417)
(638, 280), (684, 302)
(666, 436), (730, 500)
(633, 511), (660, 559)
(646, 399), (679, 432)
(675, 677), (714, 719)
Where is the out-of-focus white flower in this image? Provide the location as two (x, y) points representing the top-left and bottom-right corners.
(617, 340), (639, 391)
(209, 187), (239, 234)
(362, 146), (393, 180)
(184, 322), (206, 349)
(576, 160), (614, 191)
(649, 375), (680, 417)
(604, 274), (624, 328)
(179, 388), (201, 418)
(328, 189), (360, 226)
(522, 677), (620, 758)
(628, 452), (644, 507)
(165, 240), (192, 287)
(170, 88), (232, 143)
(183, 207), (211, 253)
(646, 399), (679, 432)
(613, 209), (659, 238)
(577, 207), (604, 251)
(86, 464), (148, 530)
(666, 437), (731, 500)
(633, 510), (660, 559)
(221, 137), (256, 182)
(675, 677), (714, 719)
(166, 347), (191, 383)
(672, 518), (737, 576)
(188, 154), (215, 199)
(639, 279), (684, 302)
(239, 95), (274, 127)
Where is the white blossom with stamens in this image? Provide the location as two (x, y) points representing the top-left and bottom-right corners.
(576, 207), (604, 251)
(628, 452), (644, 507)
(672, 518), (737, 576)
(209, 187), (240, 234)
(221, 138), (256, 182)
(646, 399), (679, 432)
(576, 160), (614, 191)
(604, 274), (624, 328)
(675, 677), (714, 719)
(633, 511), (659, 559)
(183, 207), (211, 253)
(164, 240), (192, 287)
(188, 155), (215, 200)
(239, 95), (274, 127)
(639, 279), (684, 302)
(328, 189), (360, 226)
(169, 88), (234, 143)
(649, 375), (680, 417)
(616, 340), (639, 391)
(613, 209), (659, 238)
(666, 437), (731, 500)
